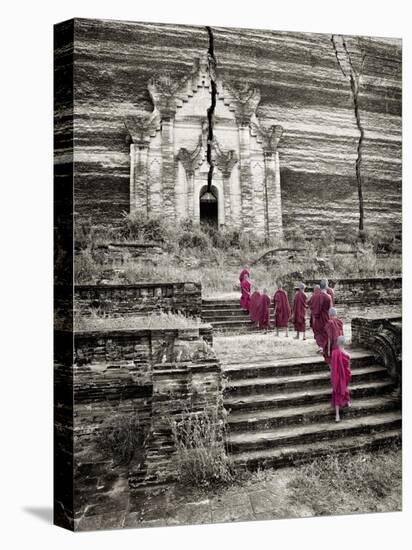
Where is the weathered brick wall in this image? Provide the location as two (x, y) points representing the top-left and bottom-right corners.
(332, 277), (402, 306)
(299, 277), (402, 305)
(75, 281), (202, 318)
(352, 316), (402, 391)
(289, 277), (402, 321)
(91, 242), (164, 269)
(58, 325), (220, 528)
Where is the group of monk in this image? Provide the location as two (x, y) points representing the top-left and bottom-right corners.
(239, 264), (352, 422)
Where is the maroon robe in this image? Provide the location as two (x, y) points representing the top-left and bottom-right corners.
(326, 287), (335, 306)
(292, 290), (307, 332)
(249, 291), (261, 323)
(311, 291), (331, 348)
(307, 288), (320, 328)
(330, 348), (352, 408)
(273, 289), (291, 328)
(324, 318), (344, 363)
(258, 294), (271, 329)
(240, 278), (251, 311)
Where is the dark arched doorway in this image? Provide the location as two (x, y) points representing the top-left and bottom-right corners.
(199, 186), (218, 228)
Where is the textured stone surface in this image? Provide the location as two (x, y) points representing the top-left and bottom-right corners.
(213, 28), (401, 238)
(75, 281), (202, 317)
(66, 18), (400, 239)
(352, 316), (402, 390)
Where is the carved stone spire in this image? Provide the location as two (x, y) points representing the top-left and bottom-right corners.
(226, 83), (261, 126)
(212, 138), (238, 179)
(252, 123), (284, 155)
(176, 133), (205, 176)
(148, 74), (181, 119)
(124, 111), (159, 148)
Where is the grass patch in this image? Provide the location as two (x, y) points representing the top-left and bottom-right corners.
(171, 408), (233, 488)
(74, 310), (202, 332)
(287, 444), (402, 516)
(100, 412), (148, 467)
(214, 331), (323, 363)
(74, 213), (401, 291)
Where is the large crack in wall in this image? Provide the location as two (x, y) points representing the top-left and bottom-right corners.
(342, 37), (366, 233)
(331, 34), (366, 234)
(205, 26), (217, 193)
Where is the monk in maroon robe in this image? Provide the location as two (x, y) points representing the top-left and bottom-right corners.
(324, 307), (344, 364)
(311, 282), (331, 352)
(240, 275), (251, 312)
(292, 282), (307, 339)
(258, 289), (271, 331)
(249, 286), (261, 325)
(239, 264), (250, 285)
(273, 282), (291, 337)
(329, 335), (352, 422)
(307, 284), (320, 329)
(321, 278), (335, 306)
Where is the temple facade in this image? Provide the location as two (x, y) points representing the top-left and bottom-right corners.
(124, 58), (284, 240)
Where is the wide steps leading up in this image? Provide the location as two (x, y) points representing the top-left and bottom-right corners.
(227, 395), (399, 432)
(225, 365), (387, 396)
(224, 379), (393, 412)
(208, 299), (402, 468)
(230, 429), (401, 469)
(201, 299), (264, 333)
(223, 350), (372, 379)
(227, 411), (401, 453)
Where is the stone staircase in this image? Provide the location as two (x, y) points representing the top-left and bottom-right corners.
(223, 349), (401, 469)
(202, 298), (274, 332)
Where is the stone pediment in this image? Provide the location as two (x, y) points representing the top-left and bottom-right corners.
(126, 55), (284, 241)
(127, 57), (263, 131)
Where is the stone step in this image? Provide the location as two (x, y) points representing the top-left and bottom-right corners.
(202, 314), (254, 322)
(202, 301), (243, 309)
(209, 319), (256, 328)
(202, 306), (274, 314)
(230, 428), (401, 469)
(224, 379), (393, 412)
(212, 322), (260, 334)
(226, 411), (401, 453)
(224, 365), (387, 397)
(223, 350), (373, 380)
(202, 307), (260, 314)
(226, 395), (399, 432)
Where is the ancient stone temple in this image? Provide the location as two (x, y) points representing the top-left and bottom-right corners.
(124, 58), (284, 239)
(68, 19), (401, 240)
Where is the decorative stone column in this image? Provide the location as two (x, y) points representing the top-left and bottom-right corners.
(148, 76), (180, 219)
(213, 138), (238, 226)
(229, 85), (261, 234)
(125, 113), (159, 215)
(176, 134), (205, 219)
(254, 123), (284, 241)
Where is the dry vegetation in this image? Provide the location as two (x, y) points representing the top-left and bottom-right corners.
(287, 443), (402, 515)
(214, 331), (327, 363)
(74, 212), (401, 294)
(170, 407), (233, 488)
